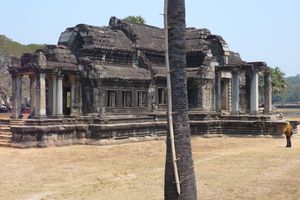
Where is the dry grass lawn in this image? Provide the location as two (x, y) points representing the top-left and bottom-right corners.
(1, 135), (300, 200)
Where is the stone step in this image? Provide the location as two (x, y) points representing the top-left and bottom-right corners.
(0, 126), (13, 146)
(0, 133), (12, 140)
(10, 120), (25, 126)
(0, 139), (11, 144)
(0, 141), (11, 147)
(0, 127), (11, 132)
(10, 122), (24, 125)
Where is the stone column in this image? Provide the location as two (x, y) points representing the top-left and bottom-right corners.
(70, 75), (76, 116)
(56, 75), (63, 116)
(228, 79), (232, 112)
(29, 75), (35, 117)
(97, 81), (105, 116)
(75, 74), (82, 115)
(264, 71), (272, 114)
(148, 83), (155, 113)
(245, 71), (251, 113)
(16, 75), (23, 118)
(196, 84), (203, 110)
(47, 76), (53, 116)
(231, 68), (239, 115)
(250, 68), (259, 115)
(93, 85), (99, 113)
(10, 74), (18, 119)
(35, 73), (46, 118)
(51, 75), (57, 116)
(34, 74), (40, 118)
(215, 71), (222, 112)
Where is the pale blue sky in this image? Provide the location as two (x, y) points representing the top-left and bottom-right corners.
(1, 0), (299, 76)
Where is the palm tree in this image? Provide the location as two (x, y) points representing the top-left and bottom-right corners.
(271, 67), (287, 98)
(164, 0), (197, 199)
(258, 66), (287, 103)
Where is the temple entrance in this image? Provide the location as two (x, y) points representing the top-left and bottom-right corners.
(187, 81), (198, 108)
(63, 75), (71, 116)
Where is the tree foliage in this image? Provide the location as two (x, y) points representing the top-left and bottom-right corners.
(258, 67), (287, 102)
(259, 67), (300, 103)
(0, 35), (45, 57)
(123, 15), (146, 24)
(279, 74), (300, 103)
(270, 67), (287, 98)
(0, 35), (45, 102)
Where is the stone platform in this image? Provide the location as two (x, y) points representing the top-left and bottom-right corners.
(1, 113), (287, 148)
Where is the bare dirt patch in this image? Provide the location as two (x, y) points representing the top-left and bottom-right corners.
(1, 135), (300, 200)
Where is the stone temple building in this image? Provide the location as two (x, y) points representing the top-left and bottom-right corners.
(5, 17), (285, 147)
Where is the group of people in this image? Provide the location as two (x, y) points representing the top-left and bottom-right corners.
(0, 100), (11, 113)
(0, 97), (30, 113)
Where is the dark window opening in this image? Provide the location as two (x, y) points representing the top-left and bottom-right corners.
(122, 91), (132, 107)
(137, 91), (147, 107)
(158, 88), (167, 105)
(63, 75), (71, 116)
(107, 90), (117, 108)
(82, 87), (93, 114)
(188, 88), (198, 107)
(186, 52), (205, 68)
(63, 89), (71, 115)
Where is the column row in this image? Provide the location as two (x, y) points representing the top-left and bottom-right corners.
(11, 73), (65, 119)
(215, 68), (272, 116)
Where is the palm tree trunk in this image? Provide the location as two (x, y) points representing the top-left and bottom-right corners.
(164, 0), (197, 199)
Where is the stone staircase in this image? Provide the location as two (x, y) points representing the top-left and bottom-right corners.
(0, 125), (12, 147)
(10, 120), (25, 126)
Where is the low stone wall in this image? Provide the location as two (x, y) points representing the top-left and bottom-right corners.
(8, 115), (288, 148)
(10, 121), (167, 148)
(190, 120), (287, 136)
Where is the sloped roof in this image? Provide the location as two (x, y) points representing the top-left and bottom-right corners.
(152, 66), (167, 78)
(110, 17), (228, 54)
(42, 45), (77, 70)
(94, 65), (151, 81)
(109, 17), (164, 52)
(186, 28), (211, 52)
(19, 45), (77, 70)
(227, 51), (246, 65)
(59, 24), (133, 52)
(152, 66), (203, 79)
(126, 23), (165, 52)
(42, 45), (77, 64)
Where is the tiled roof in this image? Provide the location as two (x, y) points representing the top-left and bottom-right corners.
(59, 24), (133, 52)
(186, 28), (212, 52)
(42, 45), (77, 64)
(228, 51), (246, 65)
(94, 65), (151, 81)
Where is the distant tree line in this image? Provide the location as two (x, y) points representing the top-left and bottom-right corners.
(0, 35), (46, 107)
(0, 35), (46, 57)
(276, 74), (300, 103)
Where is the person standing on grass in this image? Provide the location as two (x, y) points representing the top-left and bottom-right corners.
(284, 122), (294, 148)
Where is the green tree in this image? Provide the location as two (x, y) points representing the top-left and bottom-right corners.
(258, 67), (287, 102)
(280, 74), (300, 102)
(270, 67), (287, 101)
(123, 15), (146, 24)
(164, 0), (197, 199)
(0, 35), (45, 103)
(0, 35), (45, 57)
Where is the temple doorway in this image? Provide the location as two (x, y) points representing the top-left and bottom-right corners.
(63, 75), (71, 116)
